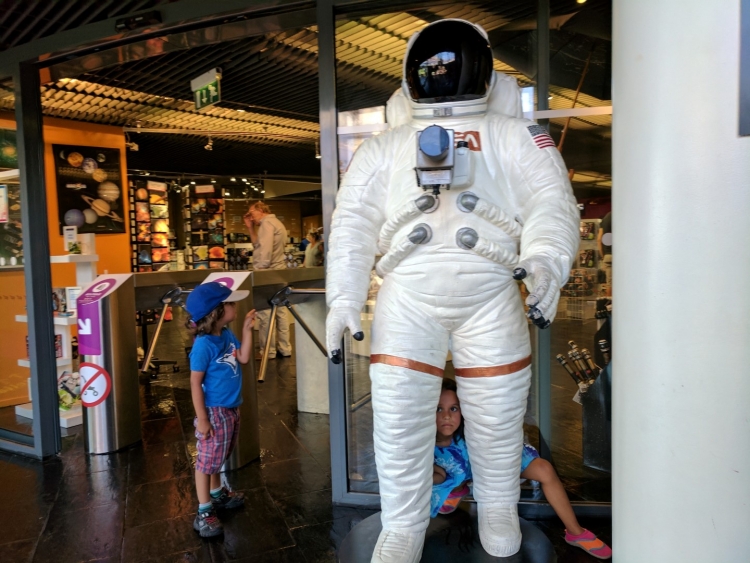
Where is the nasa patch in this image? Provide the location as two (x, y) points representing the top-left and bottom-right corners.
(454, 131), (482, 151)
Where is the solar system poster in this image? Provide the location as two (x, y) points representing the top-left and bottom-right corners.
(54, 145), (125, 234)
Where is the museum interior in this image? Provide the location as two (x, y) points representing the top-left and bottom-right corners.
(0, 0), (616, 561)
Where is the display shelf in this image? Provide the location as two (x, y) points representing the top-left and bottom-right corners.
(18, 357), (72, 368)
(15, 402), (82, 428)
(227, 242), (253, 249)
(15, 314), (78, 326)
(15, 246), (97, 428)
(0, 168), (19, 181)
(50, 254), (99, 263)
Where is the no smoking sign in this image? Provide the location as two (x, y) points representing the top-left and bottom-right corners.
(79, 362), (112, 408)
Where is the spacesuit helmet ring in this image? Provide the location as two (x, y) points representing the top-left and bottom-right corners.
(404, 19), (493, 104)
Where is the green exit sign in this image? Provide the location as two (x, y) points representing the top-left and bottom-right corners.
(190, 68), (222, 110)
(194, 80), (220, 110)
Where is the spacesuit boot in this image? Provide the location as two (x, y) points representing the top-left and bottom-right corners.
(456, 367), (531, 557)
(369, 361), (442, 563)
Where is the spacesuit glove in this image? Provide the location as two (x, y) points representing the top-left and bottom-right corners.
(326, 305), (365, 364)
(513, 256), (562, 329)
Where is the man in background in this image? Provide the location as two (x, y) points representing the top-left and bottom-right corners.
(244, 201), (292, 359)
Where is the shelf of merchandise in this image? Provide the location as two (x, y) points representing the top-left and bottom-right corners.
(14, 249), (97, 428)
(49, 254), (99, 263)
(14, 402), (82, 428)
(15, 314), (77, 326)
(17, 357), (72, 369)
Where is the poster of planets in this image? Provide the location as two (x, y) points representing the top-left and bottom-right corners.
(0, 184), (23, 268)
(54, 145), (125, 234)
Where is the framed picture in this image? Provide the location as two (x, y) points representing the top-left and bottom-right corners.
(54, 144), (124, 234)
(0, 185), (7, 223)
(135, 202), (150, 222)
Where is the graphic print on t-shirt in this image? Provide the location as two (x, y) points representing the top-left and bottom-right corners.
(216, 343), (239, 376)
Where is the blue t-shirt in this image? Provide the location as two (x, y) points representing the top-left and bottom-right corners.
(189, 328), (243, 408)
(431, 436), (473, 517)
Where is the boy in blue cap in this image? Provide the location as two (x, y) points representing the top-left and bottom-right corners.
(185, 281), (256, 537)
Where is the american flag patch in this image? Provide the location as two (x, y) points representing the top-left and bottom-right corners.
(527, 125), (556, 150)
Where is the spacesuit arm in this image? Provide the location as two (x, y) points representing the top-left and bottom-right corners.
(499, 119), (580, 326)
(326, 134), (390, 360)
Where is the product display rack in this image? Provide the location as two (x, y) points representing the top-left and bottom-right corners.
(185, 185), (226, 270)
(14, 251), (98, 428)
(129, 179), (172, 272)
(559, 219), (603, 320)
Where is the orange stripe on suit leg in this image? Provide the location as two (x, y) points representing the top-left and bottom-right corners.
(454, 355), (532, 378)
(370, 354), (445, 377)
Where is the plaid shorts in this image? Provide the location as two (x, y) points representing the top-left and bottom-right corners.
(195, 406), (240, 474)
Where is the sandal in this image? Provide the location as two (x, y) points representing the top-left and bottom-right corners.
(565, 529), (612, 559)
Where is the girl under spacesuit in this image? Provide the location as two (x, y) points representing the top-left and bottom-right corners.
(432, 378), (612, 560)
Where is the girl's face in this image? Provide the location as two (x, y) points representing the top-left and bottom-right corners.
(220, 301), (236, 325)
(436, 389), (461, 440)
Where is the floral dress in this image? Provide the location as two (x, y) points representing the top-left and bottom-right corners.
(430, 436), (472, 517)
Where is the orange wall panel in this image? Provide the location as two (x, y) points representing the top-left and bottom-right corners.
(0, 113), (131, 407)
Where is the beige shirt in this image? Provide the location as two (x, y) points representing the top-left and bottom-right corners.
(254, 214), (287, 270)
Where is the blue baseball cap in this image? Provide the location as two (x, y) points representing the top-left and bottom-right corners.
(185, 281), (249, 321)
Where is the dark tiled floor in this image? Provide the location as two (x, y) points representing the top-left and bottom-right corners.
(0, 313), (611, 562)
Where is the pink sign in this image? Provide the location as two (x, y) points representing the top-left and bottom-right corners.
(77, 275), (131, 357)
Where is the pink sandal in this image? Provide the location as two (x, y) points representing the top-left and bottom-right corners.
(565, 529), (612, 559)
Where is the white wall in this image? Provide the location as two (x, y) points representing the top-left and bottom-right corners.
(613, 1), (750, 560)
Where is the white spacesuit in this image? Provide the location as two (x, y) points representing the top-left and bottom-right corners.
(326, 19), (580, 562)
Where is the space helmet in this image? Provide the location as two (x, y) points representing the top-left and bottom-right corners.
(402, 19), (495, 118)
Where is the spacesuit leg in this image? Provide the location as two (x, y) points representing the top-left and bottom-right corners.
(369, 278), (448, 563)
(451, 282), (532, 557)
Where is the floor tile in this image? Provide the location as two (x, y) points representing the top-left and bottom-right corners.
(33, 501), (125, 563)
(128, 440), (192, 486)
(142, 416), (185, 446)
(274, 489), (332, 530)
(0, 538), (36, 563)
(61, 438), (130, 477)
(139, 383), (177, 421)
(134, 544), (215, 563)
(291, 520), (350, 563)
(259, 424), (311, 463)
(223, 546), (308, 562)
(214, 488), (296, 560)
(222, 460), (264, 492)
(122, 513), (207, 561)
(55, 466), (128, 512)
(261, 456), (331, 499)
(125, 475), (198, 529)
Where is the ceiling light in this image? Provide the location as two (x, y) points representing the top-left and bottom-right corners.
(204, 136), (213, 151)
(237, 109), (245, 113)
(224, 190), (230, 196)
(315, 141), (321, 159)
(260, 189), (265, 194)
(548, 96), (553, 100)
(576, 0), (587, 3)
(230, 177), (236, 182)
(126, 141), (139, 151)
(190, 181), (196, 185)
(253, 186), (259, 191)
(211, 178), (216, 183)
(242, 178), (248, 182)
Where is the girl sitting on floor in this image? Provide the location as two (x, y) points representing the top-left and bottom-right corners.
(432, 378), (612, 560)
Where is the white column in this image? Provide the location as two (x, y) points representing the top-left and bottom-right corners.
(613, 1), (750, 561)
(295, 299), (329, 414)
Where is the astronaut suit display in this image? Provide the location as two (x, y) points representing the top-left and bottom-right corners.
(325, 20), (580, 562)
